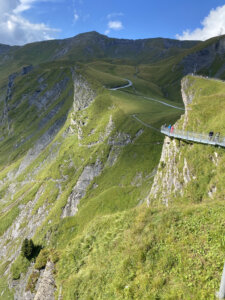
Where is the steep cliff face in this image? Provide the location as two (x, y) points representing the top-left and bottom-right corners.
(0, 66), (101, 299)
(181, 36), (225, 76)
(148, 75), (225, 206)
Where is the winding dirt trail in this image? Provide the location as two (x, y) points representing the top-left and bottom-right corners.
(109, 79), (184, 110)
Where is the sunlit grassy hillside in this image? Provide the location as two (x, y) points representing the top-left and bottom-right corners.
(0, 32), (225, 299)
(0, 60), (183, 299)
(52, 76), (225, 300)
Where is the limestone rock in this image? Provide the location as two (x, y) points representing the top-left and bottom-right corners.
(72, 73), (96, 112)
(62, 159), (102, 218)
(34, 261), (55, 300)
(181, 77), (196, 130)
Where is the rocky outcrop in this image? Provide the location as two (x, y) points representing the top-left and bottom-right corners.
(69, 70), (96, 137)
(52, 47), (69, 60)
(62, 159), (102, 218)
(181, 36), (225, 75)
(147, 75), (225, 206)
(13, 263), (36, 300)
(0, 181), (57, 299)
(147, 77), (197, 206)
(103, 115), (114, 139)
(0, 185), (47, 267)
(106, 146), (121, 167)
(180, 77), (196, 130)
(34, 261), (55, 300)
(108, 132), (131, 146)
(147, 136), (185, 206)
(72, 72), (96, 112)
(105, 129), (138, 167)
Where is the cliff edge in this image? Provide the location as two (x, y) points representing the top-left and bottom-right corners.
(148, 75), (225, 206)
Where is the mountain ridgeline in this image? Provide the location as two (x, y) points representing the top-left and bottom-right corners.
(0, 32), (225, 299)
(0, 31), (199, 65)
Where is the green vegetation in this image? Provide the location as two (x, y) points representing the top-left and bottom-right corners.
(34, 249), (49, 270)
(174, 76), (225, 203)
(0, 278), (13, 300)
(21, 238), (34, 259)
(0, 33), (225, 299)
(0, 206), (20, 236)
(178, 76), (225, 135)
(11, 255), (30, 280)
(26, 271), (39, 293)
(55, 202), (225, 299)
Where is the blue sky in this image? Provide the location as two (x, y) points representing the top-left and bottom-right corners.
(1, 0), (225, 45)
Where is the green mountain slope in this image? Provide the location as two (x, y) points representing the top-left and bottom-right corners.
(0, 32), (225, 299)
(0, 57), (182, 299)
(1, 32), (225, 104)
(54, 76), (225, 300)
(0, 31), (199, 70)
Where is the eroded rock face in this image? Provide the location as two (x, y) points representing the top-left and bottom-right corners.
(0, 185), (46, 266)
(108, 132), (131, 146)
(181, 36), (225, 75)
(34, 261), (55, 300)
(0, 68), (98, 298)
(72, 73), (96, 112)
(69, 70), (96, 137)
(106, 146), (121, 167)
(103, 115), (114, 139)
(62, 159), (102, 218)
(147, 137), (185, 206)
(181, 77), (196, 130)
(147, 78), (195, 206)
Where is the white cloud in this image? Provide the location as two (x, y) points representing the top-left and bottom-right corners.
(108, 21), (123, 30)
(107, 12), (124, 19)
(105, 12), (124, 36)
(0, 0), (59, 45)
(14, 0), (37, 13)
(176, 5), (225, 41)
(74, 10), (79, 22)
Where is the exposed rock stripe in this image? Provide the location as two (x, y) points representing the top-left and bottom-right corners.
(34, 261), (55, 300)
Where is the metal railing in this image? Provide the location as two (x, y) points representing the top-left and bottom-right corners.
(161, 126), (225, 148)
